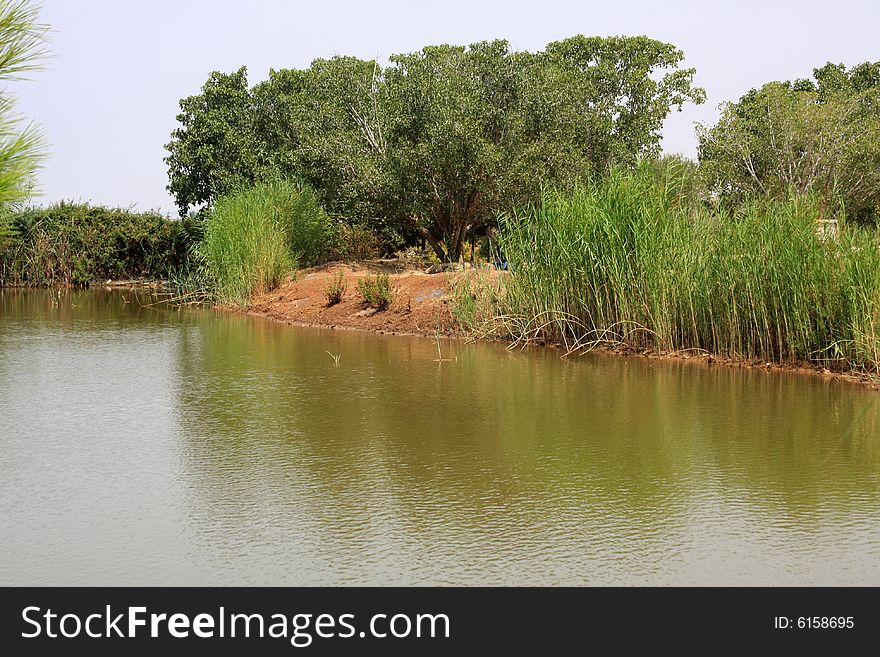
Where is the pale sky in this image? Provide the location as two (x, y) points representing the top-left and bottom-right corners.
(9, 0), (880, 214)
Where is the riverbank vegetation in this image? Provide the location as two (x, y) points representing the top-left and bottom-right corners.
(697, 61), (880, 225)
(0, 203), (200, 285)
(164, 36), (704, 261)
(194, 179), (334, 305)
(358, 272), (393, 310)
(486, 167), (880, 372)
(3, 20), (880, 377)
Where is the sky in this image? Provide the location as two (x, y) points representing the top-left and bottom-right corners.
(8, 0), (880, 214)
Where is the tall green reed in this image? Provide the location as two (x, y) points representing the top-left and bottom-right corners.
(197, 179), (333, 305)
(495, 167), (880, 371)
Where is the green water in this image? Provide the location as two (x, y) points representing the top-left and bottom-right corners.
(1, 288), (878, 585)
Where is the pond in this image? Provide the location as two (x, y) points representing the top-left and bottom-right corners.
(1, 289), (878, 585)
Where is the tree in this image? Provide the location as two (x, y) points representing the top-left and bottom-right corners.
(383, 40), (524, 261)
(385, 36), (704, 261)
(531, 36), (706, 171)
(252, 57), (394, 230)
(0, 0), (48, 242)
(698, 62), (880, 224)
(166, 59), (394, 227)
(165, 36), (706, 259)
(164, 67), (262, 216)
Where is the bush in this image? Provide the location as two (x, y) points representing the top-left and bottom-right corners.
(357, 272), (393, 310)
(198, 179), (333, 305)
(451, 267), (501, 332)
(325, 270), (346, 305)
(0, 202), (197, 286)
(331, 223), (381, 261)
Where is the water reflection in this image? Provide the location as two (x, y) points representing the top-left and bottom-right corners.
(1, 289), (878, 585)
(172, 304), (880, 585)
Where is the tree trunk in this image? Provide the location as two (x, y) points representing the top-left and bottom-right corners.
(409, 215), (450, 262)
(426, 232), (447, 262)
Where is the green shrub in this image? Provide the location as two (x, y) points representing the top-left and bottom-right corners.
(450, 267), (501, 333)
(0, 202), (197, 285)
(325, 270), (347, 305)
(198, 179), (333, 305)
(358, 272), (393, 310)
(331, 223), (381, 261)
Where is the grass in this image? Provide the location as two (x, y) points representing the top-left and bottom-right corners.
(449, 266), (502, 333)
(485, 166), (880, 373)
(197, 179), (333, 305)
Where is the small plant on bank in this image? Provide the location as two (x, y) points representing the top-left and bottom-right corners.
(358, 273), (393, 310)
(325, 270), (347, 305)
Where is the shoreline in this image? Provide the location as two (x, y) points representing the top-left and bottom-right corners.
(4, 269), (876, 390)
(224, 263), (880, 392)
(0, 279), (169, 290)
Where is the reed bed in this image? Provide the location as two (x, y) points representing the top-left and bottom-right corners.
(493, 169), (880, 372)
(197, 179), (333, 305)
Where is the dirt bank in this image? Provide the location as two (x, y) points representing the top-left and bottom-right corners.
(241, 261), (460, 337)
(596, 344), (880, 390)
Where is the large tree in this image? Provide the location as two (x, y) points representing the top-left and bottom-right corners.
(165, 35), (705, 259)
(530, 36), (706, 172)
(167, 59), (392, 227)
(698, 61), (880, 223)
(383, 40), (525, 260)
(252, 57), (392, 227)
(164, 67), (262, 215)
(385, 36), (704, 260)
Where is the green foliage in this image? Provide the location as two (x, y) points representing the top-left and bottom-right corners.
(168, 59), (394, 230)
(253, 58), (393, 225)
(0, 0), (48, 243)
(494, 166), (880, 372)
(450, 267), (501, 333)
(165, 67), (263, 216)
(698, 61), (880, 224)
(0, 202), (197, 285)
(522, 35), (706, 174)
(197, 179), (333, 305)
(330, 223), (381, 261)
(165, 36), (705, 260)
(382, 40), (523, 261)
(357, 272), (393, 310)
(324, 270), (346, 305)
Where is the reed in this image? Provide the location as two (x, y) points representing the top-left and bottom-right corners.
(492, 167), (880, 372)
(197, 179), (333, 305)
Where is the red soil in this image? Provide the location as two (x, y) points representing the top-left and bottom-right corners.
(240, 261), (459, 337)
